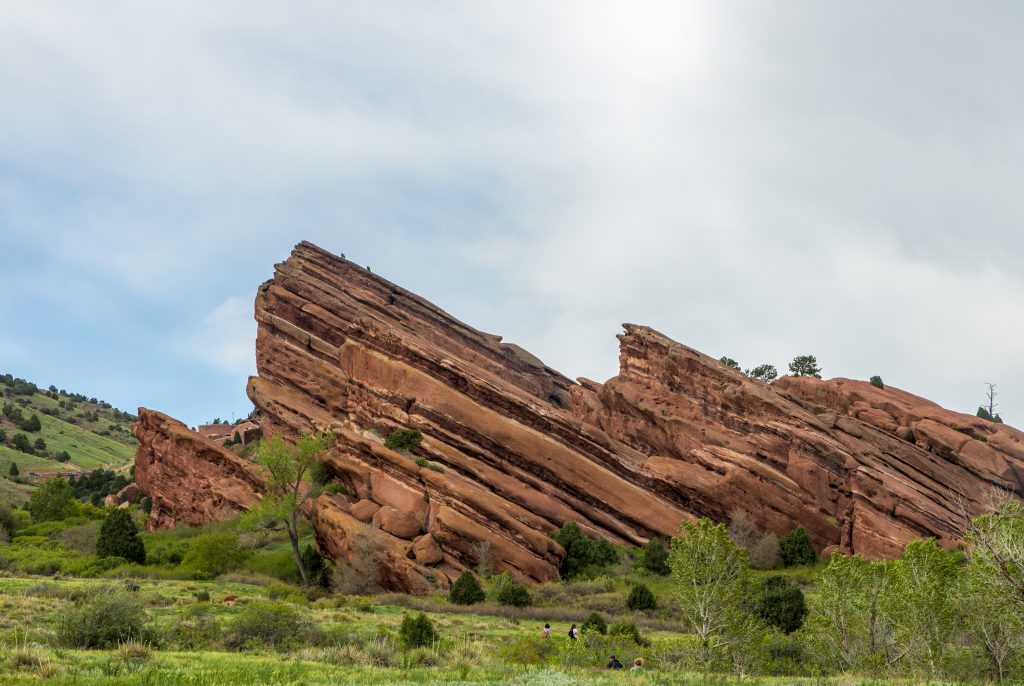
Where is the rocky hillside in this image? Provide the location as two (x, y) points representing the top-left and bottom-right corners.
(132, 241), (1024, 591)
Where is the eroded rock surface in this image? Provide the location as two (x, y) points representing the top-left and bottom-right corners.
(134, 241), (1024, 590)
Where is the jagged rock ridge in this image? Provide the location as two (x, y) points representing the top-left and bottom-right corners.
(133, 241), (1024, 591)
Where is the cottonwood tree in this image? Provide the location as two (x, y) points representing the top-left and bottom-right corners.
(252, 431), (334, 585)
(962, 551), (1024, 682)
(881, 539), (959, 678)
(669, 518), (751, 666)
(801, 552), (892, 674)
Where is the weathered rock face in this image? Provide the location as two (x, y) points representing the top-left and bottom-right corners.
(133, 409), (264, 530)
(134, 241), (1024, 591)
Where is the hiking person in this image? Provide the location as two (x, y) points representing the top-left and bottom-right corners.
(606, 654), (624, 669)
(541, 623), (551, 638)
(631, 657), (644, 671)
(568, 623), (579, 640)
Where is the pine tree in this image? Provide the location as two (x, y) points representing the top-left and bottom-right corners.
(449, 570), (486, 605)
(96, 508), (146, 563)
(8, 462), (17, 476)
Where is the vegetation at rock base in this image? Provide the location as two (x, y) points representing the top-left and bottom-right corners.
(96, 508), (145, 564)
(779, 527), (817, 568)
(551, 521), (619, 579)
(449, 571), (486, 605)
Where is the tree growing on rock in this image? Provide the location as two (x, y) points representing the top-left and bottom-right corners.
(870, 375), (885, 389)
(788, 355), (822, 378)
(96, 508), (145, 563)
(745, 364), (778, 383)
(252, 431), (334, 585)
(977, 383), (1004, 423)
(719, 357), (741, 370)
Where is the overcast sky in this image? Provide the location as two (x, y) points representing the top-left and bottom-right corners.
(1, 2), (1021, 428)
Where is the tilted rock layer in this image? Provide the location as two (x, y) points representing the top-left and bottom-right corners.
(134, 241), (1024, 590)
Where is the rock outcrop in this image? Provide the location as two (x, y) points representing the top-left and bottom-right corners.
(133, 409), (264, 530)
(133, 241), (1024, 591)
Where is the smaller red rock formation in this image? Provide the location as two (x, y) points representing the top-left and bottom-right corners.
(133, 409), (265, 530)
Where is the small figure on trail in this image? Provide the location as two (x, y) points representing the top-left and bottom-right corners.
(631, 657), (644, 671)
(606, 655), (624, 669)
(541, 623), (551, 638)
(568, 623), (579, 640)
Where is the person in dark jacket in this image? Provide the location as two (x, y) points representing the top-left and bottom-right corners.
(606, 655), (624, 669)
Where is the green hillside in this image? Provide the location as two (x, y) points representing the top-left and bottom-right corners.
(0, 373), (137, 504)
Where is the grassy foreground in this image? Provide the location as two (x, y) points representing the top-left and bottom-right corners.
(0, 575), (952, 686)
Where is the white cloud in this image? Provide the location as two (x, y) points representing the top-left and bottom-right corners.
(176, 297), (256, 377)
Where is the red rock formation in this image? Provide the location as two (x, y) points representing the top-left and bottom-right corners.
(133, 241), (1024, 591)
(133, 409), (264, 530)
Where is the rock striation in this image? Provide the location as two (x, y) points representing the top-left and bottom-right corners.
(134, 241), (1024, 591)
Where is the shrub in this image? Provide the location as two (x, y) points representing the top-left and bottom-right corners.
(869, 375), (884, 389)
(163, 605), (221, 649)
(56, 589), (146, 648)
(182, 532), (249, 580)
(385, 428), (423, 452)
(609, 621), (648, 646)
(300, 544), (331, 588)
(552, 522), (619, 579)
(96, 509), (145, 564)
(779, 527), (817, 567)
(497, 580), (533, 607)
(12, 433), (32, 453)
(750, 532), (782, 569)
(8, 461), (17, 476)
(194, 590), (210, 602)
(399, 612), (437, 649)
(581, 611), (607, 635)
(223, 601), (310, 650)
(640, 538), (670, 575)
(21, 414), (41, 432)
(116, 639), (152, 663)
(748, 575), (807, 634)
(449, 570), (486, 605)
(626, 583), (657, 611)
(719, 357), (740, 370)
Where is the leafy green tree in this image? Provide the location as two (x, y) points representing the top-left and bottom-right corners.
(640, 537), (670, 575)
(746, 364), (778, 383)
(626, 583), (657, 611)
(881, 539), (958, 678)
(869, 375), (884, 389)
(34, 438), (46, 451)
(719, 357), (741, 370)
(581, 611), (608, 634)
(449, 570), (486, 605)
(748, 575), (806, 633)
(801, 552), (890, 674)
(399, 612), (437, 649)
(670, 518), (751, 665)
(962, 547), (1024, 683)
(8, 461), (17, 476)
(96, 508), (145, 563)
(385, 428), (423, 452)
(252, 431), (334, 585)
(28, 477), (75, 522)
(788, 355), (822, 378)
(20, 413), (41, 432)
(182, 532), (249, 580)
(779, 527), (817, 567)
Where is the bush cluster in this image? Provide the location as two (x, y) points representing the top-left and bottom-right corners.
(385, 428), (423, 452)
(449, 571), (486, 605)
(399, 612), (437, 649)
(779, 527), (817, 568)
(551, 522), (619, 579)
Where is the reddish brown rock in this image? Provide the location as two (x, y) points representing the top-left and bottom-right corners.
(132, 408), (264, 531)
(132, 241), (1024, 591)
(350, 499), (380, 522)
(411, 534), (444, 565)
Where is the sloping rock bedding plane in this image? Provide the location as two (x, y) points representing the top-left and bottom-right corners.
(133, 242), (1024, 591)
